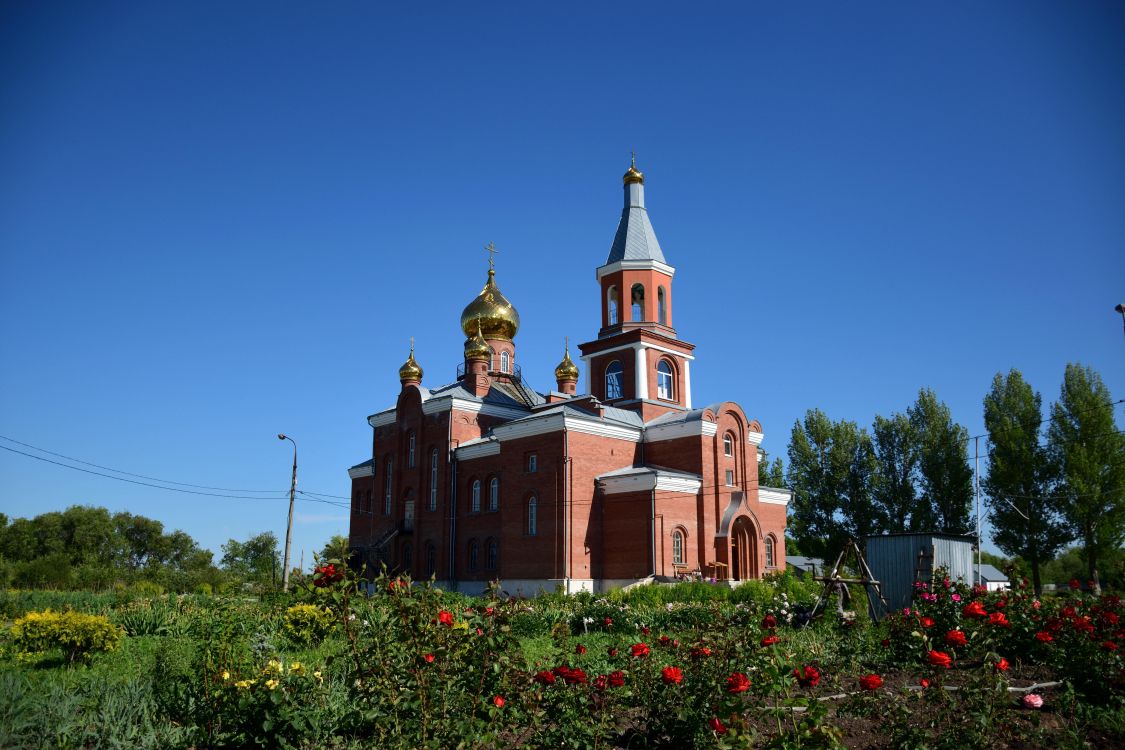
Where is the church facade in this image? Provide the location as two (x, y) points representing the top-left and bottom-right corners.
(347, 161), (789, 594)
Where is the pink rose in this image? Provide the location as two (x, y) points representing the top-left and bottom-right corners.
(1022, 694), (1043, 709)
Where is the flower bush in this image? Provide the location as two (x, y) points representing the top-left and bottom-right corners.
(10, 608), (123, 664)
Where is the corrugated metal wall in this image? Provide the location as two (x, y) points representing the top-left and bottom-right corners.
(865, 534), (973, 617)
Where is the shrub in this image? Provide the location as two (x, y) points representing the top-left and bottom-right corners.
(283, 603), (333, 645)
(11, 608), (124, 664)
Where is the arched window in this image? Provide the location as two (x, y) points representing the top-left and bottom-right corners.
(672, 529), (685, 565)
(527, 494), (538, 536)
(429, 449), (438, 511)
(471, 480), (481, 513)
(658, 286), (667, 325)
(630, 283), (645, 321)
(402, 543), (412, 572)
(605, 360), (623, 400)
(607, 286), (619, 325)
(500, 350), (510, 373)
(468, 539), (479, 571)
(403, 496), (414, 531)
(488, 477), (499, 512)
(723, 433), (734, 457)
(384, 456), (393, 515)
(765, 536), (775, 568)
(657, 360), (674, 400)
(408, 432), (416, 468)
(486, 539), (498, 570)
(425, 542), (435, 576)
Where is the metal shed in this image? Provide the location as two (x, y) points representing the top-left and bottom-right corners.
(864, 533), (974, 617)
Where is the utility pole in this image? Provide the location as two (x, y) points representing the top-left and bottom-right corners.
(974, 436), (981, 587)
(1116, 303), (1125, 339)
(278, 433), (298, 592)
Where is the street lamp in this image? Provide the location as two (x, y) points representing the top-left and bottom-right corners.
(278, 433), (297, 592)
(1115, 303), (1125, 339)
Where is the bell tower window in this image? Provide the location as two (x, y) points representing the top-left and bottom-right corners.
(605, 360), (624, 400)
(658, 286), (667, 325)
(630, 284), (645, 321)
(500, 350), (510, 373)
(607, 286), (619, 326)
(657, 360), (674, 400)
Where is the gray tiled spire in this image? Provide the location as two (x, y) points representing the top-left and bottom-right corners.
(605, 172), (666, 264)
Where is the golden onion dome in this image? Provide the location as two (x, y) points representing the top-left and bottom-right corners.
(623, 154), (644, 185)
(554, 339), (579, 381)
(464, 318), (491, 360)
(398, 343), (423, 382)
(460, 268), (520, 341)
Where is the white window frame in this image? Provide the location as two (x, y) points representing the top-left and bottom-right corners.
(408, 433), (416, 467)
(672, 529), (684, 565)
(725, 469), (734, 487)
(384, 461), (393, 515)
(605, 361), (623, 400)
(471, 480), (481, 513)
(657, 360), (673, 400)
(488, 477), (499, 512)
(765, 536), (775, 568)
(527, 453), (537, 473)
(527, 494), (537, 536)
(500, 350), (510, 373)
(429, 449), (438, 511)
(723, 434), (734, 456)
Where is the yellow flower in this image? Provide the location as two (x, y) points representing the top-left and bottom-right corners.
(265, 679), (279, 690)
(313, 670), (323, 683)
(235, 679), (254, 690)
(288, 662), (304, 675)
(266, 659), (283, 674)
(221, 670), (231, 681)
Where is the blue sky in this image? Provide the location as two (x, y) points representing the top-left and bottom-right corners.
(2, 2), (1123, 564)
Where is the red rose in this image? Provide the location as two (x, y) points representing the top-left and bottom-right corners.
(994, 657), (1010, 672)
(691, 646), (712, 659)
(642, 626), (651, 635)
(762, 614), (778, 629)
(1102, 641), (1119, 651)
(424, 653), (435, 663)
(562, 667), (587, 685)
(660, 635), (671, 646)
(1034, 631), (1053, 643)
(945, 630), (967, 648)
(1069, 578), (1081, 590)
(761, 635), (781, 647)
(493, 695), (505, 708)
(709, 717), (728, 735)
(661, 666), (683, 685)
(859, 674), (883, 691)
(631, 642), (650, 658)
(920, 678), (932, 689)
(794, 665), (821, 688)
(437, 610), (454, 626)
(995, 598), (1007, 609)
(989, 612), (1011, 628)
(881, 638), (890, 648)
(593, 674), (608, 690)
(604, 617), (613, 627)
(575, 644), (587, 655)
(535, 670), (556, 685)
(927, 650), (952, 669)
(726, 671), (752, 694)
(962, 601), (988, 619)
(920, 617), (936, 628)
(608, 670), (625, 687)
(607, 647), (618, 658)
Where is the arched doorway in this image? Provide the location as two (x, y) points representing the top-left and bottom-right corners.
(730, 517), (758, 581)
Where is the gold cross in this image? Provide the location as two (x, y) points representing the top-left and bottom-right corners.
(631, 151), (636, 168)
(409, 336), (414, 355)
(485, 241), (499, 270)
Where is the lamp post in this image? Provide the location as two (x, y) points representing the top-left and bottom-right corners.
(278, 433), (297, 592)
(1116, 303), (1125, 339)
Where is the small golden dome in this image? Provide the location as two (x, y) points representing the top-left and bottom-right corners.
(554, 339), (579, 381)
(464, 318), (491, 360)
(460, 268), (520, 341)
(623, 154), (644, 185)
(398, 342), (423, 382)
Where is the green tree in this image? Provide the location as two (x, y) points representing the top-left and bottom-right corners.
(786, 410), (885, 558)
(871, 412), (919, 532)
(221, 531), (280, 588)
(1047, 363), (1125, 592)
(982, 369), (1071, 594)
(757, 450), (787, 489)
(317, 534), (351, 564)
(909, 388), (974, 534)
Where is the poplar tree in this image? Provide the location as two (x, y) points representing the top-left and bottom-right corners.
(909, 388), (974, 534)
(871, 412), (919, 532)
(1047, 363), (1125, 592)
(983, 369), (1070, 594)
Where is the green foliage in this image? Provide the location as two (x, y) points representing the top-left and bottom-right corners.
(909, 387), (974, 534)
(221, 531), (281, 590)
(284, 603), (334, 645)
(871, 411), (920, 532)
(11, 608), (124, 664)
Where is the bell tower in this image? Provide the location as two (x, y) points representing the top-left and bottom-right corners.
(578, 159), (694, 421)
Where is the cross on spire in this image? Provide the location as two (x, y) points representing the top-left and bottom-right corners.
(409, 336), (415, 355)
(485, 241), (499, 270)
(631, 151), (636, 168)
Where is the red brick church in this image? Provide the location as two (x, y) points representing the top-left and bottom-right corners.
(347, 160), (789, 594)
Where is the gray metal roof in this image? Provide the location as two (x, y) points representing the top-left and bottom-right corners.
(644, 403), (724, 427)
(348, 458), (373, 471)
(786, 556), (825, 570)
(595, 464), (702, 481)
(974, 564), (1009, 582)
(606, 205), (666, 264)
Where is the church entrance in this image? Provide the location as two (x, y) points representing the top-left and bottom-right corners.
(730, 517), (757, 581)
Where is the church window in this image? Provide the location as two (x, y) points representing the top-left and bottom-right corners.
(723, 433), (734, 457)
(527, 453), (538, 473)
(607, 286), (619, 325)
(365, 489), (372, 513)
(657, 360), (674, 400)
(605, 361), (623, 399)
(486, 539), (498, 570)
(425, 542), (435, 577)
(765, 536), (776, 568)
(408, 433), (416, 468)
(658, 286), (667, 325)
(429, 449), (438, 511)
(725, 469), (735, 486)
(402, 543), (412, 571)
(471, 480), (481, 513)
(527, 494), (538, 536)
(468, 539), (479, 571)
(384, 457), (393, 515)
(489, 477), (499, 512)
(500, 350), (510, 373)
(630, 284), (645, 321)
(672, 530), (685, 565)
